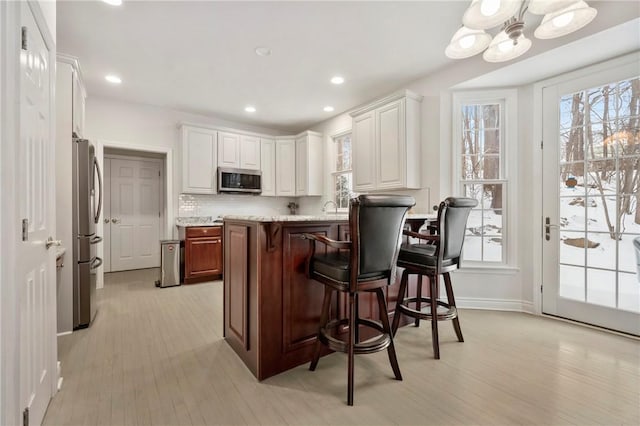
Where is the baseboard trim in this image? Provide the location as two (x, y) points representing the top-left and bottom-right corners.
(457, 297), (534, 313)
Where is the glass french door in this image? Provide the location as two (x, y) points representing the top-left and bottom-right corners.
(542, 58), (640, 336)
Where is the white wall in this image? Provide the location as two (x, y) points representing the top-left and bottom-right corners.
(85, 96), (289, 238)
(38, 0), (55, 40)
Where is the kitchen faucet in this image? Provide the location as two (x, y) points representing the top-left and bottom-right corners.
(322, 200), (338, 215)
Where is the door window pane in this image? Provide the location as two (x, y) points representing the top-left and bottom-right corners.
(560, 265), (585, 301)
(586, 268), (616, 308)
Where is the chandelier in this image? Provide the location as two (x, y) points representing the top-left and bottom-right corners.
(445, 0), (597, 63)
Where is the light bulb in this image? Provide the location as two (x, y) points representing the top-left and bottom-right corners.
(480, 0), (501, 17)
(552, 11), (574, 28)
(498, 40), (514, 52)
(459, 34), (477, 49)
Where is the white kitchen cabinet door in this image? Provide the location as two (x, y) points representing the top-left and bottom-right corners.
(275, 138), (296, 196)
(376, 99), (405, 189)
(352, 111), (376, 191)
(218, 131), (241, 168)
(260, 138), (276, 196)
(240, 134), (261, 170)
(295, 135), (308, 196)
(181, 126), (217, 194)
(72, 70), (85, 137)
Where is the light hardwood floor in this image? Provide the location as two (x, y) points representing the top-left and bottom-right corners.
(44, 268), (640, 425)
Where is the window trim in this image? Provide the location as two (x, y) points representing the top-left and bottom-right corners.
(331, 129), (353, 212)
(453, 89), (519, 268)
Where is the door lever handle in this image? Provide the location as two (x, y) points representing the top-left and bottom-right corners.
(46, 237), (62, 249)
(545, 217), (559, 241)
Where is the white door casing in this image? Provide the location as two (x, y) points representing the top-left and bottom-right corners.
(110, 158), (162, 272)
(541, 57), (640, 335)
(18, 3), (56, 425)
(103, 158), (111, 273)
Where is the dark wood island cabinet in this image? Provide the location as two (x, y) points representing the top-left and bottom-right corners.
(182, 226), (223, 284)
(223, 214), (433, 380)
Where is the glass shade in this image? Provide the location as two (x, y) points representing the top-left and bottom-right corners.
(463, 0), (523, 30)
(482, 30), (532, 62)
(445, 26), (492, 59)
(534, 1), (597, 39)
(527, 0), (576, 15)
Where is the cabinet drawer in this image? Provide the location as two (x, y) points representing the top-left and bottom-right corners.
(186, 226), (222, 238)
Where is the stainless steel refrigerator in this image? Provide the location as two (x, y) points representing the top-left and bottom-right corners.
(72, 136), (103, 329)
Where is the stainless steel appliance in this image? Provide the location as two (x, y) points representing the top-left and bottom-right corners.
(217, 167), (262, 194)
(72, 136), (103, 329)
(157, 240), (182, 288)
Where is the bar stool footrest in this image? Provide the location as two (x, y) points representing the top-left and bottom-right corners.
(398, 297), (458, 321)
(319, 318), (391, 354)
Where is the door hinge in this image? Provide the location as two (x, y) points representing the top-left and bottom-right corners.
(158, 211), (161, 218)
(21, 27), (27, 50)
(540, 140), (544, 149)
(23, 407), (29, 426)
(540, 284), (543, 293)
(22, 219), (29, 241)
(158, 171), (161, 177)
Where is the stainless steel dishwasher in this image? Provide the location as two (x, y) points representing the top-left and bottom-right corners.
(157, 240), (183, 288)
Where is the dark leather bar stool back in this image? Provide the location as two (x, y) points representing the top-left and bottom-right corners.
(303, 194), (415, 405)
(392, 196), (478, 359)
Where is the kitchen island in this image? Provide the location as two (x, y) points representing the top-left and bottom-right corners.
(223, 214), (434, 380)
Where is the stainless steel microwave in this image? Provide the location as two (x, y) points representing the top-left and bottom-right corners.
(217, 167), (262, 194)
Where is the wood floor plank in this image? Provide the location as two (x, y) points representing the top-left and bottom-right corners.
(44, 268), (640, 426)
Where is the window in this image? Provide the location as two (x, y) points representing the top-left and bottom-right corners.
(332, 131), (352, 210)
(454, 90), (517, 266)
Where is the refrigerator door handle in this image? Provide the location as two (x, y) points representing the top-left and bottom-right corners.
(90, 235), (103, 244)
(91, 257), (103, 269)
(94, 157), (103, 224)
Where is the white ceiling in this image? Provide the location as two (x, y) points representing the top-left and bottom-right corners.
(56, 1), (640, 133)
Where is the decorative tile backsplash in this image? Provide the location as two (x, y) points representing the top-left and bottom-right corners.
(179, 194), (299, 218)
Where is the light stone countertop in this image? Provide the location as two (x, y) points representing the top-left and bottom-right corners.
(222, 213), (436, 223)
(176, 216), (223, 227)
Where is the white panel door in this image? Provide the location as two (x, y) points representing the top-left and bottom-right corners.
(377, 99), (404, 189)
(181, 127), (216, 194)
(218, 131), (240, 168)
(19, 5), (56, 426)
(110, 159), (161, 272)
(240, 135), (261, 170)
(103, 158), (111, 272)
(352, 111), (376, 191)
(295, 136), (308, 196)
(276, 139), (296, 196)
(542, 61), (640, 335)
(260, 138), (276, 196)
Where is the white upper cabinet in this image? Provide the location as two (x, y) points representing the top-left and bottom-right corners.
(72, 68), (86, 137)
(260, 138), (276, 196)
(295, 131), (323, 196)
(217, 132), (261, 170)
(181, 125), (217, 194)
(350, 90), (422, 191)
(240, 135), (261, 170)
(217, 131), (241, 168)
(275, 138), (296, 197)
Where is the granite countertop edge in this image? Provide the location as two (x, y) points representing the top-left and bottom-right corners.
(222, 213), (436, 223)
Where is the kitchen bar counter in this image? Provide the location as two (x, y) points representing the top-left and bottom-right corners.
(223, 215), (430, 380)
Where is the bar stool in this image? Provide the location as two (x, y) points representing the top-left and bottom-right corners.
(392, 197), (477, 359)
(303, 194), (415, 405)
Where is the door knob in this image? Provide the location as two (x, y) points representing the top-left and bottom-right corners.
(104, 218), (110, 223)
(545, 217), (559, 241)
(46, 237), (62, 249)
(111, 218), (120, 224)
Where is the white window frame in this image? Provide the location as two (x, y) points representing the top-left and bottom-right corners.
(453, 89), (518, 268)
(331, 129), (352, 212)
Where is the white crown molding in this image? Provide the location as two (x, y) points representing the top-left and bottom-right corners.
(56, 52), (87, 98)
(349, 89), (424, 117)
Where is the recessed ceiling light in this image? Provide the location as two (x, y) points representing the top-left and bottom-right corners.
(102, 0), (123, 6)
(255, 47), (271, 57)
(105, 74), (122, 84)
(323, 106), (334, 112)
(330, 76), (344, 85)
(245, 106), (256, 113)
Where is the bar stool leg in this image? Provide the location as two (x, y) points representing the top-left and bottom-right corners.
(354, 293), (360, 344)
(444, 272), (464, 342)
(391, 269), (409, 336)
(430, 274), (440, 359)
(310, 286), (333, 371)
(347, 292), (356, 406)
(375, 288), (402, 381)
(415, 274), (423, 327)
